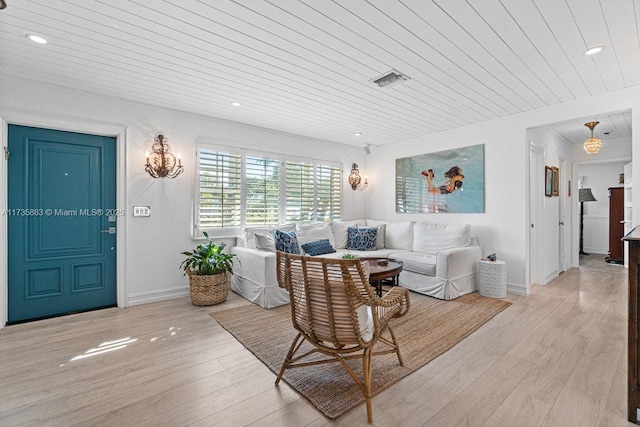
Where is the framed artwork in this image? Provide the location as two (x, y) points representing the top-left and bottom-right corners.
(395, 144), (484, 213)
(545, 166), (552, 197)
(552, 166), (559, 196)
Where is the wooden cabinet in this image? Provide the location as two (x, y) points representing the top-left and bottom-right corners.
(624, 228), (640, 423)
(609, 187), (624, 264)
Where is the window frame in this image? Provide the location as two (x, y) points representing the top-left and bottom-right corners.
(194, 142), (343, 238)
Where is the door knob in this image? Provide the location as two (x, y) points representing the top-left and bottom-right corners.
(559, 221), (565, 225)
(100, 227), (116, 234)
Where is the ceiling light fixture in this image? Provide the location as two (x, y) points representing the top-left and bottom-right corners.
(231, 102), (241, 106)
(26, 34), (47, 44)
(584, 46), (604, 55)
(354, 132), (362, 136)
(583, 121), (602, 154)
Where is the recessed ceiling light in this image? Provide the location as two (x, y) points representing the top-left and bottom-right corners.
(26, 34), (47, 44)
(584, 46), (604, 55)
(354, 132), (362, 136)
(231, 102), (241, 107)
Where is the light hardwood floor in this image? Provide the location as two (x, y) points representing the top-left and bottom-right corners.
(0, 255), (633, 426)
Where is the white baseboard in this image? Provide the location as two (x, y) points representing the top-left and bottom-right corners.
(544, 270), (559, 285)
(128, 286), (189, 306)
(583, 248), (608, 255)
(507, 282), (528, 296)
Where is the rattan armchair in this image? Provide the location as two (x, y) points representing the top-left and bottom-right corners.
(275, 252), (410, 424)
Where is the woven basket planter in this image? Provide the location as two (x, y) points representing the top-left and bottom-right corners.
(186, 268), (230, 306)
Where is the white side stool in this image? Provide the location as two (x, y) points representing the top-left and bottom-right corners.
(478, 260), (507, 298)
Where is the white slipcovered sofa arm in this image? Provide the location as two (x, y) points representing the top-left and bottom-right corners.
(435, 245), (482, 280)
(230, 247), (289, 308)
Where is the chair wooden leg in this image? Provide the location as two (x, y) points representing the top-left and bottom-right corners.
(387, 325), (404, 366)
(275, 332), (303, 385)
(362, 347), (373, 424)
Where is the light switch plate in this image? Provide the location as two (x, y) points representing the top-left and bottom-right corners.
(133, 206), (151, 217)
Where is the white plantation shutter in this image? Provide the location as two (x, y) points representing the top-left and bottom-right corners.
(196, 143), (343, 235)
(285, 161), (315, 222)
(316, 162), (342, 221)
(197, 148), (242, 232)
(245, 155), (280, 226)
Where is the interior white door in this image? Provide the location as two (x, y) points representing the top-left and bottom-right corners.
(529, 143), (544, 286)
(558, 158), (566, 273)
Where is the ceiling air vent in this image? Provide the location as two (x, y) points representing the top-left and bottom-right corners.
(370, 70), (411, 88)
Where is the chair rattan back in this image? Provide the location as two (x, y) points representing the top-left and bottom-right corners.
(277, 253), (375, 349)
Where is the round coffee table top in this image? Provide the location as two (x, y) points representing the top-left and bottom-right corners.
(359, 257), (403, 281)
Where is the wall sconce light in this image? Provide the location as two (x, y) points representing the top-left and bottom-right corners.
(348, 163), (368, 191)
(145, 134), (184, 178)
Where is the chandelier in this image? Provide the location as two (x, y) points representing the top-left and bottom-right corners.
(145, 134), (184, 178)
(583, 121), (601, 154)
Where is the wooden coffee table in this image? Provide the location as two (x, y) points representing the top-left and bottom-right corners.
(360, 258), (403, 297)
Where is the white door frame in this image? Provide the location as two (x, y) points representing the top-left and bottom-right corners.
(528, 142), (545, 290)
(558, 157), (566, 273)
(0, 112), (128, 329)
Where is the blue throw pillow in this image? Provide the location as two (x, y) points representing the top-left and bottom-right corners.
(301, 239), (336, 256)
(347, 227), (377, 251)
(274, 229), (301, 254)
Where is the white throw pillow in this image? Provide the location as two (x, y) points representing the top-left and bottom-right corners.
(297, 222), (335, 248)
(413, 222), (470, 253)
(385, 221), (414, 250)
(331, 220), (362, 249)
(254, 232), (276, 252)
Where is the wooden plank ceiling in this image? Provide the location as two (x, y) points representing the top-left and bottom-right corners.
(0, 0), (638, 147)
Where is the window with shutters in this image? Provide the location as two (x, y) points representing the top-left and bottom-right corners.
(197, 148), (242, 234)
(245, 155), (280, 226)
(196, 144), (342, 236)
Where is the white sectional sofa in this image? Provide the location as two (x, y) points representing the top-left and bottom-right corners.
(231, 220), (482, 308)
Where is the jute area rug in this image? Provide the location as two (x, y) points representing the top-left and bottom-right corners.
(210, 292), (511, 420)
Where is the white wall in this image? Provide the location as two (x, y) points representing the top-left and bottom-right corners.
(577, 162), (628, 255)
(365, 86), (639, 295)
(0, 75), (368, 313)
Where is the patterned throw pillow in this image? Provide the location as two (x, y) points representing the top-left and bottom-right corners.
(347, 227), (377, 251)
(274, 229), (301, 254)
(301, 239), (336, 256)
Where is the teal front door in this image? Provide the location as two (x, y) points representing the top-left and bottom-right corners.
(7, 125), (117, 323)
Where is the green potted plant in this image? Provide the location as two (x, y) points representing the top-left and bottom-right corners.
(180, 232), (236, 306)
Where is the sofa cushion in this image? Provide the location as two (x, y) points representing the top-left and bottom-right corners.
(347, 227), (377, 251)
(391, 251), (437, 276)
(331, 220), (364, 249)
(385, 221), (414, 250)
(413, 222), (470, 253)
(301, 239), (336, 256)
(297, 222), (335, 248)
(274, 230), (301, 254)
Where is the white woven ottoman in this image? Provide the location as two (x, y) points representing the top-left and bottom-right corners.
(478, 260), (507, 298)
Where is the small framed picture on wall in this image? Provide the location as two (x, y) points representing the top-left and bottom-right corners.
(552, 166), (559, 196)
(545, 166), (552, 197)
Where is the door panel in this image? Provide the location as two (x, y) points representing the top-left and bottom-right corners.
(8, 125), (116, 323)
